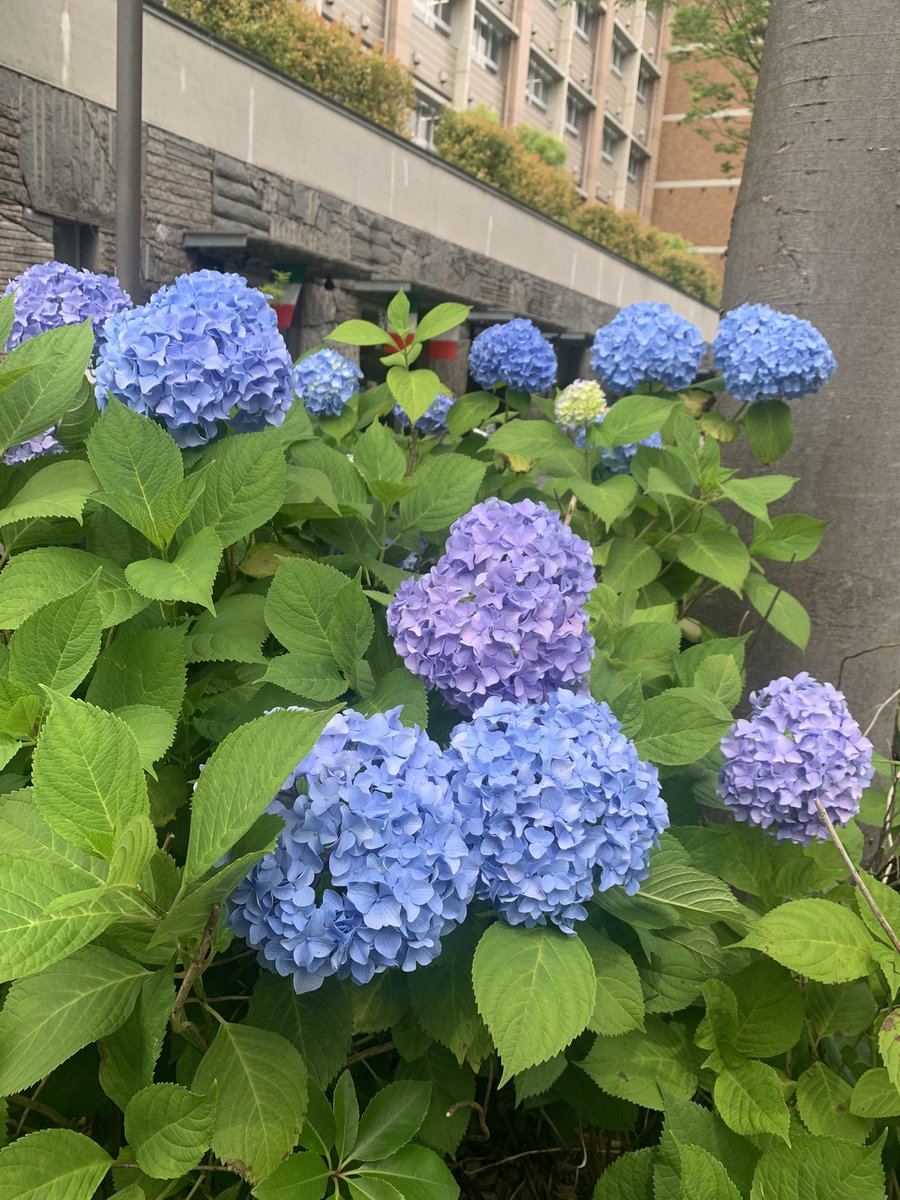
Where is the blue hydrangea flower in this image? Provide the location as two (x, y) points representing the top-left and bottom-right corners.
(387, 498), (595, 712)
(555, 379), (607, 430)
(94, 269), (294, 447)
(468, 319), (557, 394)
(2, 430), (65, 467)
(3, 260), (131, 351)
(447, 690), (668, 932)
(394, 392), (455, 434)
(229, 707), (477, 992)
(599, 431), (664, 474)
(590, 302), (705, 396)
(718, 673), (874, 845)
(294, 348), (363, 417)
(713, 303), (837, 403)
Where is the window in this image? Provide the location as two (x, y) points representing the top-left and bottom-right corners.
(413, 0), (453, 36)
(565, 94), (586, 138)
(574, 1), (592, 39)
(610, 34), (629, 77)
(472, 11), (503, 74)
(601, 121), (622, 165)
(627, 144), (646, 185)
(53, 219), (96, 271)
(636, 63), (654, 104)
(526, 58), (554, 112)
(411, 95), (442, 150)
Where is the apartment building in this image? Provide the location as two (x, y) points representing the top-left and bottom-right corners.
(311, 0), (669, 220)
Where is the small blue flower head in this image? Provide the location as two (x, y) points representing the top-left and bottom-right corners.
(447, 690), (668, 933)
(394, 392), (455, 434)
(3, 260), (131, 351)
(294, 348), (363, 417)
(555, 379), (607, 430)
(2, 429), (65, 467)
(713, 303), (837, 403)
(718, 672), (874, 845)
(388, 498), (595, 712)
(599, 430), (664, 474)
(229, 707), (478, 993)
(94, 269), (294, 447)
(590, 302), (705, 396)
(468, 318), (557, 394)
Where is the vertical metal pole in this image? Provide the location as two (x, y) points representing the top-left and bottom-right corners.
(115, 0), (143, 298)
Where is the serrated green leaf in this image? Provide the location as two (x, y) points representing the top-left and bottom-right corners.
(796, 1064), (871, 1144)
(354, 1144), (459, 1200)
(673, 1138), (741, 1200)
(0, 546), (148, 628)
(472, 923), (595, 1079)
(580, 926), (644, 1036)
(387, 367), (442, 424)
(715, 1061), (790, 1144)
(334, 1070), (360, 1163)
(251, 1151), (332, 1200)
(741, 899), (874, 984)
(125, 1083), (217, 1179)
(0, 459), (99, 526)
(358, 668), (427, 729)
(87, 626), (187, 717)
(601, 539), (662, 592)
(353, 420), (406, 486)
(446, 392), (499, 437)
(330, 319), (391, 346)
(744, 399), (793, 465)
(350, 1081), (431, 1164)
(406, 928), (487, 1065)
(126, 527), (221, 611)
(733, 960), (804, 1056)
(635, 687), (733, 766)
(806, 981), (877, 1038)
(0, 1128), (112, 1200)
(488, 419), (585, 476)
(8, 577), (102, 696)
(674, 528), (750, 594)
(247, 973), (352, 1089)
(596, 395), (675, 448)
(594, 1147), (656, 1200)
(0, 320), (94, 454)
(745, 573), (810, 650)
(180, 431), (287, 546)
(850, 1069), (900, 1118)
(751, 513), (828, 563)
(399, 454), (486, 532)
(99, 966), (175, 1111)
(721, 475), (796, 524)
(113, 705), (177, 772)
(563, 475), (639, 526)
(415, 303), (470, 344)
(578, 1017), (696, 1110)
(692, 654), (742, 708)
(751, 1131), (886, 1200)
(185, 594), (268, 664)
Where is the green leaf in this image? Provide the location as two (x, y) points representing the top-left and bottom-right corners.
(349, 1082), (431, 1163)
(659, 1093), (759, 1198)
(359, 669), (428, 729)
(751, 513), (828, 563)
(415, 303), (470, 343)
(850, 1069), (900, 1118)
(99, 966), (174, 1110)
(878, 1008), (900, 1093)
(152, 843), (282, 945)
(601, 540), (662, 593)
(796, 1064), (872, 1144)
(125, 1083), (217, 1179)
(185, 706), (338, 882)
(180, 431), (287, 546)
(265, 654), (347, 701)
(674, 528), (750, 594)
(247, 973), (352, 1089)
(446, 392), (499, 437)
(744, 399), (793, 465)
(387, 367), (442, 424)
(399, 454), (487, 532)
(186, 594), (268, 664)
(8, 577), (102, 697)
(113, 705), (177, 771)
(406, 929), (487, 1065)
(806, 981), (878, 1038)
(488, 419), (585, 476)
(0, 459), (99, 528)
(732, 960), (804, 1056)
(0, 546), (147, 628)
(692, 655), (742, 708)
(330, 319), (392, 346)
(593, 1147), (656, 1200)
(32, 694), (149, 858)
(578, 1017), (696, 1110)
(472, 923), (596, 1079)
(580, 926), (644, 1036)
(639, 860), (746, 928)
(715, 1061), (790, 1144)
(0, 1129), (112, 1200)
(87, 626), (187, 717)
(745, 573), (810, 650)
(251, 1151), (332, 1200)
(673, 1139), (740, 1200)
(514, 1054), (566, 1104)
(354, 1145), (459, 1200)
(740, 899), (874, 984)
(0, 944), (147, 1094)
(334, 1070), (360, 1162)
(721, 475), (796, 524)
(635, 687), (733, 766)
(193, 1022), (308, 1185)
(126, 527), (221, 611)
(596, 395), (674, 447)
(354, 419), (407, 485)
(0, 293), (13, 348)
(0, 320), (94, 453)
(563, 476), (638, 527)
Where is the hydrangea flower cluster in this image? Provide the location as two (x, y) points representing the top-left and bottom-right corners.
(229, 708), (477, 993)
(3, 260), (131, 351)
(468, 318), (557, 395)
(394, 392), (455, 435)
(555, 379), (607, 430)
(590, 302), (705, 396)
(2, 430), (64, 467)
(94, 269), (294, 447)
(447, 690), (668, 933)
(294, 348), (363, 417)
(713, 303), (837, 403)
(387, 498), (595, 712)
(599, 431), (664, 474)
(718, 672), (874, 844)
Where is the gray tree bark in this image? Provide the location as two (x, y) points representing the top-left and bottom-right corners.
(722, 0), (900, 733)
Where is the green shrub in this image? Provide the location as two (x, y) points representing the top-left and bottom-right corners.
(515, 123), (568, 166)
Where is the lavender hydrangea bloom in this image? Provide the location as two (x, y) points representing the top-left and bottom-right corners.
(3, 260), (131, 351)
(468, 319), (557, 394)
(2, 430), (65, 467)
(229, 707), (477, 993)
(387, 498), (595, 712)
(713, 303), (837, 403)
(294, 348), (363, 417)
(590, 302), (705, 396)
(94, 269), (294, 447)
(718, 672), (874, 844)
(394, 392), (455, 434)
(447, 690), (668, 933)
(555, 379), (607, 430)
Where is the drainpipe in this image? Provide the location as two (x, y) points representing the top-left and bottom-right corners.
(115, 0), (144, 298)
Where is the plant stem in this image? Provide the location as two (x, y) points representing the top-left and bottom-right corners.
(171, 904), (221, 1050)
(814, 797), (900, 954)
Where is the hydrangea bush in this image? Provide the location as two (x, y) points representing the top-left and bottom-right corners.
(0, 270), (896, 1200)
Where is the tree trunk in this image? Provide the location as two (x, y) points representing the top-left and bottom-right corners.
(723, 0), (900, 731)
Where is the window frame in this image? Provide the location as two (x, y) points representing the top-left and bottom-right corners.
(610, 34), (628, 78)
(601, 122), (621, 165)
(525, 57), (554, 112)
(627, 143), (645, 184)
(413, 0), (453, 36)
(574, 1), (593, 40)
(565, 94), (586, 139)
(636, 63), (654, 104)
(411, 94), (443, 150)
(472, 11), (503, 74)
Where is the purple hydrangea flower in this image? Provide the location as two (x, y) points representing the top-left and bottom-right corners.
(387, 498), (595, 712)
(294, 348), (363, 417)
(447, 690), (668, 932)
(713, 303), (837, 403)
(229, 707), (477, 992)
(468, 319), (557, 395)
(2, 430), (65, 467)
(394, 392), (455, 434)
(3, 260), (131, 351)
(718, 672), (874, 844)
(590, 302), (705, 396)
(94, 269), (294, 447)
